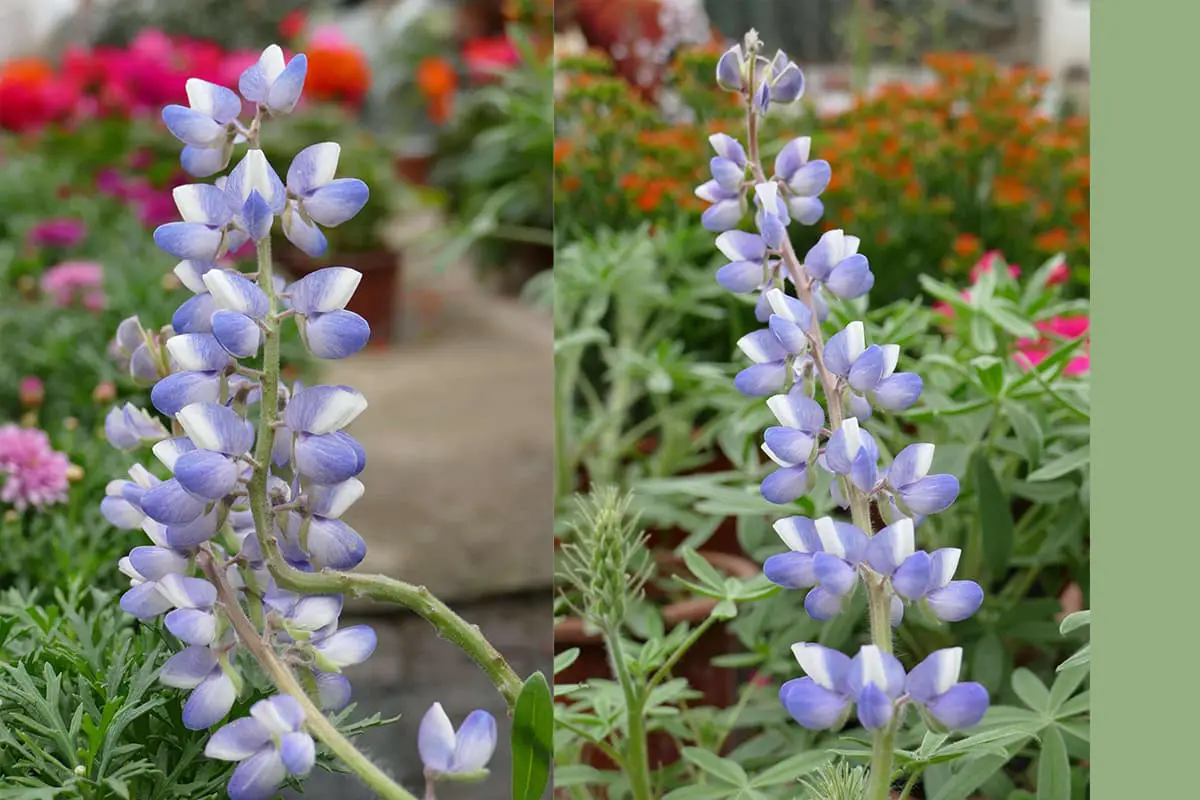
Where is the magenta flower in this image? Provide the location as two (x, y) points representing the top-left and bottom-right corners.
(40, 261), (107, 309)
(28, 218), (86, 249)
(0, 424), (71, 510)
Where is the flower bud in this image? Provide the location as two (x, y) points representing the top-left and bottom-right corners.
(92, 381), (117, 405)
(18, 376), (44, 409)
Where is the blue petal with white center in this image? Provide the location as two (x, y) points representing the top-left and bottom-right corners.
(153, 222), (224, 260)
(286, 267), (362, 316)
(151, 371), (222, 416)
(172, 292), (216, 334)
(141, 478), (207, 525)
(304, 310), (370, 359)
(177, 402), (255, 454)
(212, 310), (263, 359)
(166, 333), (232, 373)
(284, 385), (368, 434)
(173, 449), (241, 499)
(303, 179), (370, 227)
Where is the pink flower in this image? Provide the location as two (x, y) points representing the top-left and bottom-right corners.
(1015, 347), (1090, 377)
(1035, 315), (1089, 339)
(40, 261), (106, 308)
(969, 250), (1022, 284)
(28, 218), (86, 249)
(18, 377), (44, 408)
(0, 424), (71, 510)
(1015, 314), (1090, 377)
(1046, 261), (1070, 286)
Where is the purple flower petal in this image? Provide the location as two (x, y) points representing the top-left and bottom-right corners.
(906, 647), (964, 704)
(774, 136), (810, 182)
(709, 132), (747, 166)
(226, 746), (287, 800)
(303, 517), (367, 570)
(734, 362), (787, 398)
(287, 595), (343, 631)
(155, 574), (217, 609)
(826, 255), (874, 299)
(153, 222), (224, 261)
(212, 310), (263, 359)
(715, 47), (744, 92)
(771, 60), (805, 103)
(787, 195), (824, 226)
(716, 260), (764, 293)
(710, 156), (744, 192)
(761, 464), (812, 505)
(164, 506), (223, 548)
(779, 677), (849, 730)
(763, 427), (815, 465)
(856, 682), (894, 730)
(281, 731), (316, 776)
(172, 293), (217, 334)
(701, 199), (743, 232)
(162, 105), (225, 147)
(120, 582), (174, 619)
(846, 645), (907, 699)
(166, 333), (232, 373)
(315, 625), (377, 667)
(206, 717), (272, 761)
(282, 205), (329, 257)
(304, 179), (369, 227)
(128, 545), (188, 581)
(892, 551), (932, 600)
(767, 388), (824, 432)
(804, 586), (844, 620)
(900, 475), (960, 515)
(174, 184), (234, 227)
(849, 448), (878, 493)
(773, 516), (822, 552)
(160, 646), (219, 689)
(865, 519), (915, 576)
(715, 230), (765, 264)
(788, 160), (831, 197)
(287, 142), (340, 195)
(304, 310), (371, 359)
(266, 53), (307, 114)
(181, 143), (233, 178)
(173, 449), (240, 500)
(315, 671), (352, 711)
(225, 150), (286, 214)
(927, 682), (989, 729)
(889, 443), (935, 488)
(239, 45), (285, 104)
(790, 642), (853, 692)
(453, 710), (498, 773)
(287, 267), (362, 315)
(848, 345), (886, 393)
(202, 270), (268, 318)
(176, 402), (254, 455)
(251, 694), (306, 735)
(763, 551), (817, 589)
(165, 608), (217, 645)
(182, 670), (237, 730)
(926, 581), (984, 622)
(284, 385), (367, 435)
(768, 315), (808, 355)
(141, 479), (207, 525)
(420, 703), (457, 772)
(185, 78), (242, 124)
(873, 373), (923, 410)
(152, 371), (222, 417)
(307, 479), (364, 519)
(813, 552), (857, 596)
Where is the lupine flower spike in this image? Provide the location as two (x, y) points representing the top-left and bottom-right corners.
(701, 29), (991, 798)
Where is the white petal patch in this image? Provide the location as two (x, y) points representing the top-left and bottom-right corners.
(841, 418), (863, 457)
(737, 333), (774, 364)
(934, 647), (963, 696)
(845, 322), (866, 363)
(880, 344), (900, 378)
(844, 235), (861, 256)
(306, 142), (342, 190)
(859, 645), (888, 689)
(774, 518), (810, 552)
(185, 78), (216, 116)
(814, 517), (846, 558)
(766, 394), (797, 428)
(889, 518), (915, 565)
(259, 45), (286, 83)
(931, 547), (961, 588)
(791, 642), (835, 690)
(173, 185), (215, 224)
(910, 443), (935, 481)
(761, 442), (793, 468)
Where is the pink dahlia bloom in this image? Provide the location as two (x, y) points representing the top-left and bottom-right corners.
(40, 261), (106, 309)
(0, 424), (71, 510)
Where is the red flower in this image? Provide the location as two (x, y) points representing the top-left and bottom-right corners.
(279, 10), (308, 41)
(462, 37), (520, 83)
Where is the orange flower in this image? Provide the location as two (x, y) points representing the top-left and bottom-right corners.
(953, 233), (982, 257)
(554, 139), (573, 165)
(416, 56), (458, 124)
(305, 45), (372, 107)
(1034, 228), (1071, 253)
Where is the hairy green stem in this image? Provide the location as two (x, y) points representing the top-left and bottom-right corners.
(647, 615), (717, 690)
(199, 549), (418, 800)
(607, 629), (654, 800)
(865, 721), (898, 800)
(246, 238), (523, 710)
(742, 36), (896, 797)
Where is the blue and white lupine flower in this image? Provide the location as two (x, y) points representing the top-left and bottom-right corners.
(714, 230), (774, 294)
(284, 267), (371, 359)
(154, 184), (240, 261)
(224, 150), (288, 243)
(824, 322), (923, 415)
(845, 645), (908, 730)
(779, 642), (854, 730)
(885, 443), (960, 515)
(280, 385), (369, 485)
(239, 45), (308, 116)
(160, 644), (240, 731)
(773, 136), (831, 225)
(764, 288), (814, 354)
(118, 545), (190, 619)
(157, 574), (221, 645)
(697, 178), (743, 233)
(205, 694), (315, 800)
(162, 79), (243, 177)
(105, 403), (169, 451)
(715, 45), (746, 93)
(308, 623), (378, 674)
(754, 49), (805, 111)
(759, 387), (823, 503)
(803, 229), (874, 300)
(906, 648), (989, 730)
(822, 418), (880, 494)
(419, 703), (499, 780)
(281, 143), (370, 258)
(734, 328), (808, 397)
(101, 464), (161, 528)
(763, 516), (868, 619)
(202, 269), (270, 358)
(871, 541), (983, 623)
(752, 181), (789, 249)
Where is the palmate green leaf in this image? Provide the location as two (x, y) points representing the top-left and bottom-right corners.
(1048, 665), (1089, 713)
(1037, 726), (1072, 800)
(747, 749), (830, 787)
(983, 302), (1040, 340)
(1011, 669), (1053, 714)
(928, 754), (1010, 800)
(681, 747), (750, 786)
(1056, 644), (1091, 673)
(1005, 401), (1044, 465)
(1059, 610), (1091, 635)
(972, 452), (1014, 578)
(1025, 445), (1090, 482)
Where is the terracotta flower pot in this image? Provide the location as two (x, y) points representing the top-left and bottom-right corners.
(273, 240), (402, 347)
(554, 549), (760, 770)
